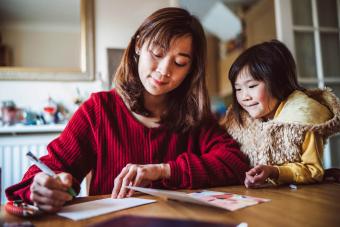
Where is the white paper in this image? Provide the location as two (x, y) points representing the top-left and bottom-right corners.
(57, 197), (156, 221)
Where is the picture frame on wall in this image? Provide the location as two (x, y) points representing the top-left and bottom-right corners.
(107, 48), (125, 89)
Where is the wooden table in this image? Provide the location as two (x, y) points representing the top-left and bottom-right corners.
(1, 183), (340, 227)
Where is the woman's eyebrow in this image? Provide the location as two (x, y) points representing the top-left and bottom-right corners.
(178, 53), (192, 59)
(150, 41), (164, 49)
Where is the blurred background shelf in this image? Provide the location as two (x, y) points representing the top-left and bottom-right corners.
(0, 124), (66, 134)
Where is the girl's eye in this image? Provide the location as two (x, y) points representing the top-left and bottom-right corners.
(235, 88), (241, 92)
(249, 84), (258, 88)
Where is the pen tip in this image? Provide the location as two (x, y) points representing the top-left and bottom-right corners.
(26, 151), (38, 162)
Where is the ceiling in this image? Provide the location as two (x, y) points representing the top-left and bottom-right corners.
(0, 0), (80, 26)
(179, 0), (257, 19)
(179, 0), (258, 41)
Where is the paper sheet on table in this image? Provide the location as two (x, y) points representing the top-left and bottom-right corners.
(57, 197), (156, 221)
(127, 186), (270, 211)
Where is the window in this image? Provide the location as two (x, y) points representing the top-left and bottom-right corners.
(275, 0), (340, 168)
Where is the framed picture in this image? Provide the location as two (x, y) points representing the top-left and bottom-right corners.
(107, 48), (125, 88)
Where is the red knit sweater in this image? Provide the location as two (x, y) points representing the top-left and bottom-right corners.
(6, 90), (249, 202)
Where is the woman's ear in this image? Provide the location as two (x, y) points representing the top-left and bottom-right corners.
(135, 37), (141, 55)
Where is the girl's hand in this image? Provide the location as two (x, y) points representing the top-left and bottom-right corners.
(30, 172), (73, 213)
(244, 165), (278, 188)
(111, 163), (170, 199)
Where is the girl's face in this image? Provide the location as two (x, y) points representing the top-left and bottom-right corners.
(137, 35), (192, 97)
(234, 68), (278, 120)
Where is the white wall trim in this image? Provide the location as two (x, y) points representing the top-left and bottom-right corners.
(274, 0), (296, 58)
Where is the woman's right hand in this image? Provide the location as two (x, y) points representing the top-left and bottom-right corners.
(30, 172), (73, 213)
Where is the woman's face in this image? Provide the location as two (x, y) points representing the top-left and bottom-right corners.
(235, 68), (278, 120)
(137, 35), (192, 97)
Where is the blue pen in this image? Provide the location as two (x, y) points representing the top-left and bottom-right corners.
(26, 151), (77, 197)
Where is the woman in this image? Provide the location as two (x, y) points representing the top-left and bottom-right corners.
(6, 7), (249, 212)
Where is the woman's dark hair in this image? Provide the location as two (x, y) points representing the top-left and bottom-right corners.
(114, 7), (211, 132)
(228, 39), (305, 124)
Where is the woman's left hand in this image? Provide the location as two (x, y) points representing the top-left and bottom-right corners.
(111, 163), (170, 198)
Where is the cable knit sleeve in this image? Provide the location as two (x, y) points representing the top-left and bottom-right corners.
(5, 94), (99, 203)
(163, 122), (250, 189)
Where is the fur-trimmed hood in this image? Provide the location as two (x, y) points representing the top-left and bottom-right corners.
(223, 88), (340, 166)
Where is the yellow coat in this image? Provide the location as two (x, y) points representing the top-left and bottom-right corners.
(224, 89), (340, 184)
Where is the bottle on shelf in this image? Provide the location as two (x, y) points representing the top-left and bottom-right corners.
(42, 97), (58, 124)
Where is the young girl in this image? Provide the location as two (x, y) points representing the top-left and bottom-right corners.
(6, 7), (249, 212)
(223, 40), (340, 188)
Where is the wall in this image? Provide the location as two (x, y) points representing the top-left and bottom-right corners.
(0, 0), (174, 113)
(2, 28), (80, 68)
(218, 49), (243, 97)
(206, 34), (219, 96)
(244, 0), (276, 48)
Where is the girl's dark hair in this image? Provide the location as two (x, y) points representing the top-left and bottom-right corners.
(228, 39), (305, 124)
(114, 7), (211, 132)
